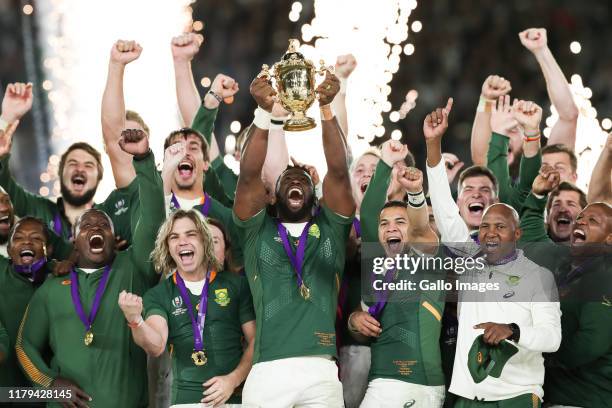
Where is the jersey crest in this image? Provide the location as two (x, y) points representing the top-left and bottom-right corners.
(214, 288), (230, 306)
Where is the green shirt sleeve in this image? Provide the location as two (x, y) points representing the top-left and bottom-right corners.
(143, 284), (169, 321)
(237, 275), (255, 325)
(191, 105), (218, 145)
(361, 160), (392, 243)
(0, 155), (56, 221)
(232, 209), (266, 241)
(556, 302), (612, 369)
(212, 157), (238, 200)
(97, 176), (140, 246)
(518, 193), (552, 244)
(205, 167), (234, 207)
(15, 287), (58, 387)
(129, 153), (166, 287)
(517, 150), (542, 193)
(486, 133), (521, 211)
(48, 230), (74, 261)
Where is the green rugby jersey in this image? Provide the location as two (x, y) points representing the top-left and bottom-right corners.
(144, 270), (254, 405)
(15, 153), (165, 407)
(0, 154), (140, 245)
(0, 257), (50, 387)
(233, 206), (353, 363)
(360, 159), (445, 386)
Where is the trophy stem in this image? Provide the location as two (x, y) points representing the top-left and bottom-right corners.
(284, 111), (316, 131)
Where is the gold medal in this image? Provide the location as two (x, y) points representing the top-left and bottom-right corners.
(191, 350), (207, 366)
(84, 330), (94, 346)
(300, 282), (311, 300)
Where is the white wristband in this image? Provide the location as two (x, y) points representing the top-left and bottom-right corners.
(0, 118), (8, 133)
(407, 190), (426, 208)
(339, 77), (348, 95)
(253, 107), (271, 130)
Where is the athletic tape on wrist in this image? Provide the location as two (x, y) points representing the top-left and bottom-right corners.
(320, 105), (334, 121)
(253, 107), (271, 130)
(477, 96), (494, 113)
(407, 190), (426, 208)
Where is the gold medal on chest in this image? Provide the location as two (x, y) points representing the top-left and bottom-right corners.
(84, 330), (94, 346)
(191, 350), (207, 366)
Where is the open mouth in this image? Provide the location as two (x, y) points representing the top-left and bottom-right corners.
(485, 241), (500, 251)
(89, 234), (105, 254)
(179, 249), (195, 263)
(360, 182), (368, 194)
(287, 187), (304, 207)
(572, 228), (586, 243)
(178, 161), (194, 178)
(71, 174), (86, 191)
(19, 249), (35, 264)
(386, 237), (403, 253)
(0, 215), (10, 228)
(468, 203), (485, 216)
(556, 216), (571, 227)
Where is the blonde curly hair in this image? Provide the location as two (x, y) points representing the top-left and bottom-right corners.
(151, 209), (221, 276)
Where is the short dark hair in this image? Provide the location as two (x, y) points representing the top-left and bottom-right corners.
(457, 166), (498, 196)
(206, 217), (235, 272)
(59, 142), (103, 182)
(542, 144), (577, 173)
(164, 128), (210, 162)
(8, 216), (49, 246)
(382, 200), (408, 210)
(275, 165), (314, 194)
(126, 110), (150, 135)
(546, 181), (587, 213)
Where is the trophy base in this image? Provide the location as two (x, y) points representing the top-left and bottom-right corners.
(284, 117), (316, 132)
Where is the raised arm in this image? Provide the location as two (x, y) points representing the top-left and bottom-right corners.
(171, 33), (204, 127)
(587, 133), (612, 203)
(319, 72), (355, 217)
(119, 130), (166, 285)
(424, 98), (470, 243)
(470, 75), (512, 165)
(233, 77), (274, 221)
(519, 28), (578, 149)
(261, 103), (291, 190)
(119, 290), (168, 357)
(101, 40), (143, 188)
(331, 54), (356, 136)
(396, 166), (438, 246)
(518, 165), (560, 244)
(191, 73), (240, 163)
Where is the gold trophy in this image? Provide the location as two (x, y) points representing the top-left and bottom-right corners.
(259, 39), (327, 131)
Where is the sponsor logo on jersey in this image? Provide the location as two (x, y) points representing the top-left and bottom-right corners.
(404, 401), (415, 408)
(214, 289), (230, 306)
(506, 275), (520, 286)
(308, 224), (320, 239)
(61, 279), (71, 285)
(114, 199), (128, 216)
(503, 290), (515, 299)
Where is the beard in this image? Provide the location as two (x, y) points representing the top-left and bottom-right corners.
(276, 193), (315, 222)
(61, 180), (98, 207)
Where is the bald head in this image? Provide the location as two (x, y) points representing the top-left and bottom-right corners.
(482, 203), (520, 228)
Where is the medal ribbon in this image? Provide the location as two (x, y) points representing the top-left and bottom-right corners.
(486, 249), (518, 266)
(352, 218), (361, 239)
(13, 257), (47, 283)
(170, 192), (211, 217)
(276, 221), (312, 291)
(70, 265), (111, 333)
(174, 269), (214, 352)
(368, 267), (396, 319)
(53, 213), (73, 239)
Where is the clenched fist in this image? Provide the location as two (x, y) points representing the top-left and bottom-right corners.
(423, 98), (453, 141)
(396, 166), (423, 194)
(513, 100), (542, 132)
(171, 32), (204, 62)
(110, 40), (143, 65)
(481, 75), (512, 100)
(1, 82), (33, 123)
(250, 77), (276, 113)
(118, 290), (143, 324)
(205, 74), (239, 107)
(381, 140), (409, 168)
(519, 28), (548, 53)
(119, 129), (149, 157)
(532, 164), (560, 196)
(316, 70), (341, 107)
(335, 54), (357, 79)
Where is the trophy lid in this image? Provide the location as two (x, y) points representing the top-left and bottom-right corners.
(281, 39), (305, 61)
